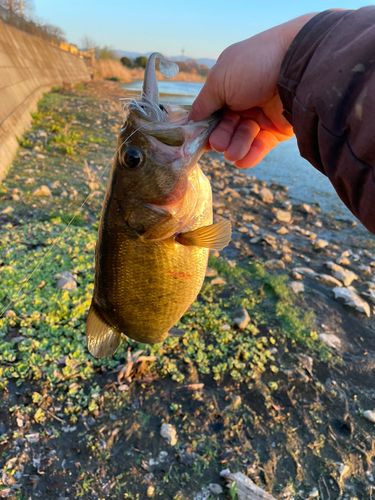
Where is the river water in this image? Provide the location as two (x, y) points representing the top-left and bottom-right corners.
(123, 81), (355, 221)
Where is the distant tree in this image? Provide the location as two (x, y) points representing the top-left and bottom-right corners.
(134, 56), (147, 68)
(120, 56), (133, 68)
(42, 23), (65, 42)
(96, 46), (116, 60)
(0, 0), (32, 17)
(80, 35), (96, 50)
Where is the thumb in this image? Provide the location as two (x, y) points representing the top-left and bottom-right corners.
(189, 79), (223, 121)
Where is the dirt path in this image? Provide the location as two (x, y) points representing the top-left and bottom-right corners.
(0, 81), (374, 499)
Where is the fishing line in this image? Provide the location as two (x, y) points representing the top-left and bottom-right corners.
(0, 118), (145, 319)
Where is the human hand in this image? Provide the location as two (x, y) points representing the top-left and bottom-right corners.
(190, 14), (315, 168)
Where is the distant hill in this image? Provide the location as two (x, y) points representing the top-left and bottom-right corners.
(115, 50), (216, 68)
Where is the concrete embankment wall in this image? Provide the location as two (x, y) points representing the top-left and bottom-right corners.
(0, 19), (90, 180)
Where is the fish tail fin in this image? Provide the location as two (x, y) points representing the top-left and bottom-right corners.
(86, 305), (121, 358)
(176, 220), (232, 250)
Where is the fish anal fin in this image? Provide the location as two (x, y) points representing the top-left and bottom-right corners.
(176, 220), (231, 250)
(86, 305), (121, 358)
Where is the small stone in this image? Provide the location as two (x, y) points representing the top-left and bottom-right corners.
(208, 483), (223, 495)
(308, 487), (319, 498)
(319, 333), (342, 350)
(230, 395), (242, 410)
(326, 261), (358, 286)
(26, 432), (40, 443)
(259, 187), (274, 204)
(265, 259), (286, 270)
(290, 281), (304, 294)
(211, 277), (226, 286)
(293, 267), (316, 277)
(263, 233), (277, 249)
(275, 209), (292, 224)
(276, 226), (289, 235)
(160, 423), (177, 446)
(363, 410), (375, 424)
(205, 267), (218, 278)
(336, 256), (351, 266)
(146, 485), (155, 497)
(300, 203), (315, 215)
(318, 274), (342, 288)
(1, 206), (14, 215)
(333, 287), (370, 317)
(233, 308), (250, 329)
(33, 185), (52, 197)
(56, 271), (77, 290)
(313, 239), (329, 249)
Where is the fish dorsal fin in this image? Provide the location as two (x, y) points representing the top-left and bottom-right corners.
(86, 305), (121, 358)
(176, 220), (231, 250)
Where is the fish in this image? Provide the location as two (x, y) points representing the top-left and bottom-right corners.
(86, 52), (231, 358)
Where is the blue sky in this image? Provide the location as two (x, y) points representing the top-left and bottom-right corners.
(33, 0), (371, 59)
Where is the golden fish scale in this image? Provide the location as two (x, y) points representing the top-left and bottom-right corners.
(93, 166), (213, 343)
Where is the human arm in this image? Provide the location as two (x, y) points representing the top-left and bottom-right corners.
(191, 8), (375, 233)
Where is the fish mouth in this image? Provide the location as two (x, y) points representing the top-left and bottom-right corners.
(127, 101), (219, 157)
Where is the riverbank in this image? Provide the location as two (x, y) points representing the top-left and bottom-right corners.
(0, 81), (374, 499)
(95, 59), (205, 83)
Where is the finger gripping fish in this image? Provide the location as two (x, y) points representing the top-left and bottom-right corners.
(86, 53), (231, 357)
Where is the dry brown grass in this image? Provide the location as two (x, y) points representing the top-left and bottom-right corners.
(94, 59), (205, 83)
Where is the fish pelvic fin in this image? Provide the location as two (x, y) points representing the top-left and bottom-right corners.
(86, 305), (121, 358)
(176, 220), (231, 250)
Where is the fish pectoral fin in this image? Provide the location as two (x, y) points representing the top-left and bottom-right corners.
(176, 220), (232, 250)
(86, 305), (121, 358)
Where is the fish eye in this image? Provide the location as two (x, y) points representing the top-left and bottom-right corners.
(119, 146), (143, 168)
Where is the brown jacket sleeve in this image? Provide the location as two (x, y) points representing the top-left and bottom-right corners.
(278, 7), (375, 234)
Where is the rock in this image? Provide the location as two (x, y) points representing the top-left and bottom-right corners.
(313, 239), (329, 250)
(336, 256), (351, 266)
(205, 267), (218, 278)
(293, 267), (316, 277)
(265, 259), (286, 270)
(319, 333), (342, 350)
(359, 264), (372, 276)
(299, 203), (316, 215)
(211, 277), (226, 286)
(263, 233), (277, 249)
(326, 261), (358, 286)
(274, 209), (292, 224)
(208, 484), (223, 495)
(259, 187), (274, 204)
(290, 281), (304, 294)
(318, 274), (342, 288)
(33, 185), (52, 197)
(25, 432), (40, 443)
(333, 287), (371, 317)
(220, 469), (276, 500)
(233, 308), (250, 330)
(276, 226), (289, 235)
(160, 423), (177, 446)
(56, 271), (77, 290)
(146, 485), (155, 497)
(363, 410), (375, 424)
(308, 487), (319, 498)
(1, 206), (14, 215)
(297, 354), (314, 375)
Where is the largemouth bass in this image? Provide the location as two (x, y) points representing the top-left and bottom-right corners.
(86, 53), (231, 357)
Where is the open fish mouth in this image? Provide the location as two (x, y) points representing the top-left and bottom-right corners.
(124, 98), (218, 154)
(121, 52), (218, 155)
